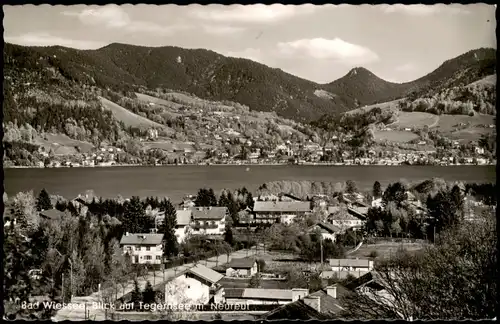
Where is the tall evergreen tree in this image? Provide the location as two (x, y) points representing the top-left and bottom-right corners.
(162, 199), (178, 259)
(123, 196), (147, 233)
(245, 192), (255, 211)
(195, 189), (209, 207)
(36, 188), (53, 211)
(224, 219), (234, 246)
(373, 181), (382, 199)
(382, 182), (407, 207)
(208, 188), (218, 206)
(218, 192), (228, 207)
(226, 192), (239, 224)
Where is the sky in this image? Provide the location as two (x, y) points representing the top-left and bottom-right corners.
(3, 4), (496, 84)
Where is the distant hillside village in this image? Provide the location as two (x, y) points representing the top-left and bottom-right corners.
(4, 122), (496, 168)
(4, 178), (496, 320)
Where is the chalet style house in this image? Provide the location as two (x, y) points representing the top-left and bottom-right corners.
(119, 233), (164, 266)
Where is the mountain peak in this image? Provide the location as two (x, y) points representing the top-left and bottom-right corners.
(346, 67), (375, 78)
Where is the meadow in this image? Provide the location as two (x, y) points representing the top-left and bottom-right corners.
(373, 130), (419, 143)
(99, 96), (168, 131)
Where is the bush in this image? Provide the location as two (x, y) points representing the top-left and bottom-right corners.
(368, 250), (379, 258)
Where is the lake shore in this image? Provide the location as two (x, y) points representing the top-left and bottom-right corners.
(4, 162), (496, 169)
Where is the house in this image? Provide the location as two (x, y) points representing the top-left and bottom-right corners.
(259, 284), (352, 320)
(223, 288), (297, 305)
(475, 147), (485, 155)
(308, 222), (341, 242)
(329, 209), (365, 232)
(347, 206), (368, 220)
(165, 264), (224, 305)
(248, 152), (260, 160)
(191, 206), (228, 235)
(226, 258), (258, 277)
(119, 233), (164, 266)
(253, 201), (311, 224)
(329, 258), (374, 272)
(39, 209), (66, 221)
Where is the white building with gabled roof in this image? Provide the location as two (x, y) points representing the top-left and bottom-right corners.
(120, 233), (164, 265)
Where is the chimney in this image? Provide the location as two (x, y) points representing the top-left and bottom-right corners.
(326, 285), (337, 299)
(303, 295), (321, 313)
(291, 288), (309, 302)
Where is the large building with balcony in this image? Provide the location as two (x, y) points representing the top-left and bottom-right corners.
(155, 206), (228, 242)
(253, 201), (312, 224)
(190, 206), (228, 235)
(119, 233), (164, 266)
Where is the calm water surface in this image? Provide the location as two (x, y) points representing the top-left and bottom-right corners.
(4, 165), (495, 203)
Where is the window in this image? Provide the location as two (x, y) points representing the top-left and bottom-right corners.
(146, 246), (151, 251)
(156, 256), (161, 260)
(145, 255), (152, 260)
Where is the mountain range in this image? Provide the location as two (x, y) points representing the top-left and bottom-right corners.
(3, 42), (496, 122)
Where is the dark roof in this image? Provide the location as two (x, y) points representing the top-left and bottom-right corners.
(119, 233), (164, 245)
(191, 206), (227, 220)
(227, 257), (256, 269)
(309, 222), (341, 234)
(223, 288), (245, 298)
(308, 284), (353, 315)
(254, 201), (311, 213)
(39, 209), (66, 220)
(344, 271), (385, 291)
(279, 193), (303, 201)
(347, 207), (368, 219)
(259, 299), (330, 320)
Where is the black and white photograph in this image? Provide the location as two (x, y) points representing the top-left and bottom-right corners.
(2, 3), (497, 321)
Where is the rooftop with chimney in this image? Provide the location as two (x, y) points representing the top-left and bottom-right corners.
(259, 284), (352, 320)
(119, 233), (164, 245)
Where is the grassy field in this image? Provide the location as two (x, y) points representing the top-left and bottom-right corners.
(99, 97), (167, 130)
(134, 92), (184, 110)
(449, 127), (495, 142)
(346, 99), (404, 115)
(348, 242), (427, 260)
(35, 133), (94, 155)
(467, 74), (496, 88)
(392, 112), (439, 128)
(436, 114), (495, 132)
(373, 130), (419, 143)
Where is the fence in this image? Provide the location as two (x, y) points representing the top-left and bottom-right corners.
(365, 237), (427, 245)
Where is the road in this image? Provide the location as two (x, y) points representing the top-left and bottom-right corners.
(52, 246), (262, 321)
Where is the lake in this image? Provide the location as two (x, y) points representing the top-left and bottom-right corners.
(3, 165), (496, 203)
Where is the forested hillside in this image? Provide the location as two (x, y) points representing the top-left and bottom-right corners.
(4, 43), (495, 122)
